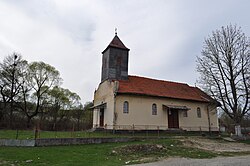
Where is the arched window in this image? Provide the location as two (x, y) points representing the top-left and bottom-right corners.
(123, 101), (129, 114)
(197, 107), (201, 118)
(152, 103), (157, 115)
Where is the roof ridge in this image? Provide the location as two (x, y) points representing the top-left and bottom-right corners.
(102, 35), (129, 53)
(117, 75), (217, 103)
(109, 35), (128, 47)
(190, 86), (213, 101)
(128, 75), (189, 86)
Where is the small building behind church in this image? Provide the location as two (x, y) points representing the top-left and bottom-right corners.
(92, 34), (219, 131)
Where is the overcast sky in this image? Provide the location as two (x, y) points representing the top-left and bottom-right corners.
(0, 0), (249, 103)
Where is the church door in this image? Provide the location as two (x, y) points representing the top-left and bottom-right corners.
(168, 109), (179, 128)
(99, 108), (104, 127)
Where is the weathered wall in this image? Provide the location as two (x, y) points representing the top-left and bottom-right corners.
(108, 48), (128, 80)
(35, 137), (136, 146)
(0, 138), (137, 147)
(101, 47), (128, 82)
(101, 49), (110, 81)
(93, 82), (218, 131)
(0, 139), (35, 146)
(115, 94), (218, 131)
(93, 80), (116, 129)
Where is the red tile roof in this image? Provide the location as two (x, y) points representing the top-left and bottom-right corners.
(102, 35), (129, 53)
(117, 75), (215, 103)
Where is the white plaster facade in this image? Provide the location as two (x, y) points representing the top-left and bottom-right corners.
(92, 80), (219, 131)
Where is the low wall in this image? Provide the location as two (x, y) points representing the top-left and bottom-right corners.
(0, 139), (35, 147)
(0, 137), (137, 147)
(35, 137), (136, 146)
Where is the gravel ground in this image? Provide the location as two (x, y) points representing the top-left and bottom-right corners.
(129, 155), (250, 166)
(181, 137), (250, 152)
(129, 137), (250, 166)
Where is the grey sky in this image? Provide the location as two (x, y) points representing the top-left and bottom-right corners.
(0, 0), (249, 103)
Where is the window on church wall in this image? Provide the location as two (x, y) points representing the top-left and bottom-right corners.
(152, 103), (157, 115)
(123, 101), (129, 114)
(197, 107), (201, 118)
(183, 110), (188, 117)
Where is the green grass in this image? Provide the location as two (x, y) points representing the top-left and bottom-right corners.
(1, 130), (250, 165)
(239, 139), (250, 144)
(0, 142), (124, 166)
(0, 130), (35, 139)
(0, 130), (120, 139)
(0, 130), (203, 140)
(1, 137), (250, 165)
(0, 138), (226, 166)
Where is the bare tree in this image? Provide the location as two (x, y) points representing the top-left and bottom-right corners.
(0, 53), (27, 128)
(197, 25), (250, 136)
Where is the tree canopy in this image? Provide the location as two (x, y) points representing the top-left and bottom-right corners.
(0, 54), (92, 130)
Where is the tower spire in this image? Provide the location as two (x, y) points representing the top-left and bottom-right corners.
(115, 28), (117, 35)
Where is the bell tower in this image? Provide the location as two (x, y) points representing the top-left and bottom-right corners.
(101, 32), (130, 82)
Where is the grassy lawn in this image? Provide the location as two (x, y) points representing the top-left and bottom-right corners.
(1, 130), (250, 165)
(0, 130), (121, 139)
(1, 137), (250, 165)
(0, 130), (200, 139)
(0, 138), (218, 166)
(240, 139), (250, 144)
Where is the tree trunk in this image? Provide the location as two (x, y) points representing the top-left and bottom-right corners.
(235, 124), (242, 137)
(9, 101), (14, 129)
(77, 117), (80, 131)
(234, 116), (243, 137)
(26, 116), (32, 129)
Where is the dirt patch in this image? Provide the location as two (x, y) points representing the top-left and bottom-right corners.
(112, 144), (167, 165)
(112, 144), (167, 155)
(181, 137), (250, 152)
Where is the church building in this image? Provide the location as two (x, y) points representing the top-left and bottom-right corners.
(92, 33), (219, 131)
